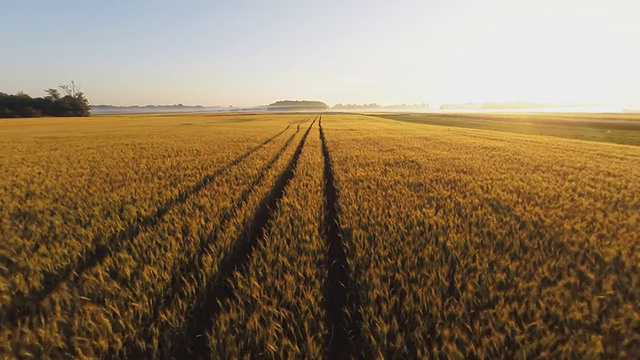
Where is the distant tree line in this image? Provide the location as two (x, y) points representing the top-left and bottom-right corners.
(266, 100), (329, 110)
(0, 82), (90, 118)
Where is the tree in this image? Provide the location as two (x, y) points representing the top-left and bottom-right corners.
(45, 88), (61, 101)
(0, 82), (91, 118)
(56, 81), (90, 117)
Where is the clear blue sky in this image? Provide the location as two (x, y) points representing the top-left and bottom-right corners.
(2, 0), (639, 107)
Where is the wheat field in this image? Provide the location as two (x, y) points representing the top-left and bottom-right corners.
(0, 113), (638, 359)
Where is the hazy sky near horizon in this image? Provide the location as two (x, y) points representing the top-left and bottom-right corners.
(2, 0), (639, 107)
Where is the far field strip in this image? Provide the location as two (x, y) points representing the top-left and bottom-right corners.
(371, 112), (640, 146)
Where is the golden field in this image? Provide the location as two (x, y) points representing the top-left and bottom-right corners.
(0, 113), (638, 359)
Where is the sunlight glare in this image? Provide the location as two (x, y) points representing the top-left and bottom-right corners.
(441, 0), (639, 106)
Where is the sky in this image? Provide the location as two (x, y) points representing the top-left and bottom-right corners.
(1, 0), (639, 107)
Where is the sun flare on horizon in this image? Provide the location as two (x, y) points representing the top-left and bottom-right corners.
(434, 0), (640, 108)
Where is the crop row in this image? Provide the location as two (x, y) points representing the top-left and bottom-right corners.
(204, 116), (325, 358)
